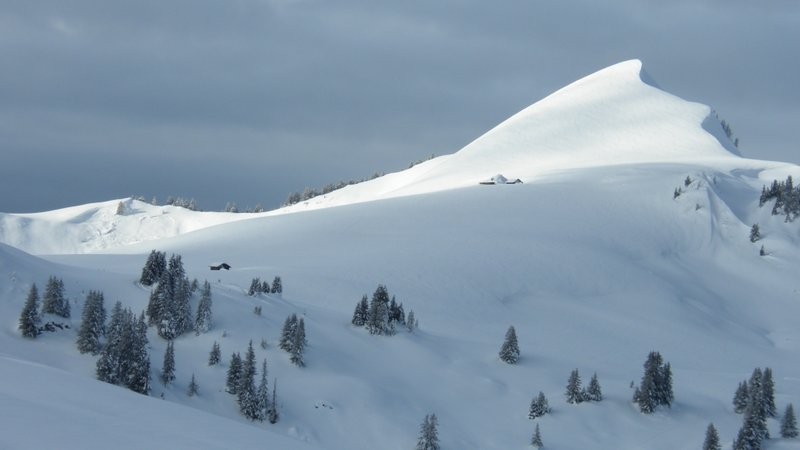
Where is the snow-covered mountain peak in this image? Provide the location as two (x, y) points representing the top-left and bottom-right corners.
(282, 60), (742, 213)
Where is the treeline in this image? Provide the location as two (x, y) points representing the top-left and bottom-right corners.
(759, 175), (800, 221)
(283, 172), (385, 207)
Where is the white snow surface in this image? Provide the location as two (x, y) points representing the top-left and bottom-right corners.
(2, 60), (800, 449)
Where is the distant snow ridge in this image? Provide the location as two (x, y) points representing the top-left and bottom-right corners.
(0, 199), (250, 255)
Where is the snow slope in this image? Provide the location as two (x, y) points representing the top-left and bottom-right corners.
(2, 60), (800, 449)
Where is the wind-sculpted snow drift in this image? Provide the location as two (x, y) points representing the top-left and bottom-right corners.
(1, 61), (799, 449)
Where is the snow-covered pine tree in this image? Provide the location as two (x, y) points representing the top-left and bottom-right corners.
(96, 302), (129, 385)
(762, 367), (776, 418)
(18, 283), (41, 338)
(290, 318), (306, 367)
(140, 250), (167, 286)
(351, 295), (368, 327)
(531, 423), (543, 449)
(366, 285), (392, 335)
(415, 413), (440, 450)
(389, 296), (399, 323)
(702, 423), (721, 450)
(566, 369), (583, 404)
(42, 276), (66, 316)
(194, 280), (213, 334)
(160, 340), (176, 386)
(126, 312), (150, 395)
(248, 278), (261, 296)
(147, 280), (166, 326)
(155, 254), (192, 339)
(498, 325), (520, 364)
(268, 378), (279, 424)
(238, 341), (260, 420)
(188, 373), (199, 397)
(76, 290), (106, 354)
(279, 314), (298, 352)
(659, 362), (674, 407)
(739, 367), (768, 445)
(226, 352), (242, 394)
(406, 309), (417, 332)
(633, 351), (672, 413)
(585, 372), (603, 402)
(260, 280), (270, 294)
(528, 391), (550, 419)
(208, 341), (221, 366)
(782, 403), (798, 438)
(256, 359), (268, 422)
(733, 380), (750, 414)
(750, 224), (761, 243)
(271, 276), (282, 294)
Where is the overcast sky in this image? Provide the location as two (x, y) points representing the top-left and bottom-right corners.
(2, 0), (798, 213)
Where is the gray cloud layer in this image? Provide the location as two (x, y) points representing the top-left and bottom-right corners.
(2, 1), (798, 212)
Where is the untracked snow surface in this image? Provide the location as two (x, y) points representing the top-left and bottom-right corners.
(2, 60), (800, 449)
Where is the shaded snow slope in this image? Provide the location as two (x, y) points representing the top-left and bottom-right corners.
(0, 355), (311, 450)
(0, 198), (249, 255)
(283, 60), (744, 213)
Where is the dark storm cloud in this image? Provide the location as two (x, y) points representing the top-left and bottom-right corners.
(1, 0), (798, 212)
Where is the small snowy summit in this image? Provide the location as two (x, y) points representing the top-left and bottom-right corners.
(1, 61), (799, 450)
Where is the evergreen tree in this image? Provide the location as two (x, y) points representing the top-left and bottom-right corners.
(762, 367), (776, 418)
(271, 276), (282, 294)
(498, 325), (520, 364)
(351, 295), (368, 327)
(415, 413), (440, 450)
(18, 283), (41, 338)
(735, 367), (769, 448)
(96, 305), (149, 394)
(279, 314), (298, 352)
(734, 380), (750, 414)
(702, 423), (721, 450)
(139, 250), (166, 286)
(194, 280), (213, 334)
(585, 372), (603, 402)
(155, 254), (192, 339)
(126, 312), (151, 395)
(226, 352), (242, 394)
(633, 351), (672, 413)
(268, 379), (279, 424)
(750, 224), (761, 243)
(238, 341), (260, 420)
(146, 280), (166, 326)
(187, 373), (199, 397)
(160, 340), (176, 386)
(406, 309), (417, 332)
(76, 290), (106, 354)
(290, 318), (306, 367)
(528, 391), (550, 419)
(781, 403), (798, 438)
(261, 280), (270, 295)
(531, 423), (543, 449)
(366, 285), (393, 335)
(256, 359), (268, 421)
(208, 341), (221, 366)
(42, 276), (68, 317)
(96, 302), (129, 385)
(248, 277), (261, 296)
(566, 369), (583, 404)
